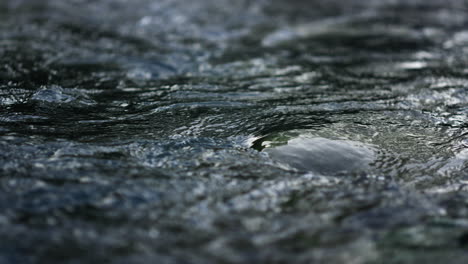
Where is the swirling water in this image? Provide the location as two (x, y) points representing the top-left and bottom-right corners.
(0, 0), (467, 263)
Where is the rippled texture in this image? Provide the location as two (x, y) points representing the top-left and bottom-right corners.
(1, 0), (467, 263)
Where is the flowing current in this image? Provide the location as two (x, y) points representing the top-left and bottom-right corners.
(1, 0), (467, 263)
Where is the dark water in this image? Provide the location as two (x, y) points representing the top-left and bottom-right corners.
(1, 0), (468, 263)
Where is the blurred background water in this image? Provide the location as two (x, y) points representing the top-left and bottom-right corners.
(0, 0), (467, 263)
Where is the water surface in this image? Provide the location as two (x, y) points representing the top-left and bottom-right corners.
(1, 0), (467, 263)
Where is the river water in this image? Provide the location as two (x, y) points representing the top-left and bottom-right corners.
(1, 0), (467, 263)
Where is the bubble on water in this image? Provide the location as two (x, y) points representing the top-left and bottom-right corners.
(265, 136), (376, 175)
